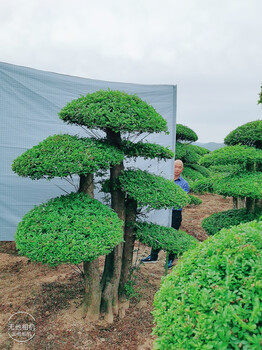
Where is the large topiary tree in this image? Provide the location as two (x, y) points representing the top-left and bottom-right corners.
(153, 220), (262, 349)
(196, 120), (262, 235)
(13, 90), (189, 322)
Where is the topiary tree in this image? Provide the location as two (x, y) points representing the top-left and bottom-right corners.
(13, 89), (189, 323)
(175, 124), (210, 185)
(224, 120), (262, 149)
(12, 134), (124, 321)
(197, 121), (262, 235)
(153, 220), (262, 349)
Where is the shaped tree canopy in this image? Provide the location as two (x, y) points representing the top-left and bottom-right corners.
(200, 145), (262, 168)
(118, 169), (190, 210)
(12, 134), (124, 179)
(176, 124), (198, 143)
(16, 192), (124, 266)
(224, 120), (262, 149)
(59, 90), (168, 134)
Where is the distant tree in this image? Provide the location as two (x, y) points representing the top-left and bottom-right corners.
(13, 90), (190, 322)
(175, 124), (210, 185)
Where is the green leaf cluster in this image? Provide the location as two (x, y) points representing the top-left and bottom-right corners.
(213, 172), (262, 199)
(200, 145), (262, 168)
(202, 208), (262, 235)
(135, 221), (198, 253)
(176, 124), (198, 143)
(15, 192), (124, 266)
(58, 89), (168, 134)
(224, 120), (262, 149)
(188, 194), (202, 206)
(153, 220), (262, 350)
(118, 169), (190, 210)
(120, 140), (174, 160)
(12, 134), (124, 179)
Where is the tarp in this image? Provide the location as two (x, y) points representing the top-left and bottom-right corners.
(0, 62), (177, 241)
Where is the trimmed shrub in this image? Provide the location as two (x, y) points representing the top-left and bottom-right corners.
(16, 192), (124, 266)
(135, 221), (198, 253)
(188, 194), (202, 206)
(153, 220), (262, 350)
(202, 208), (262, 235)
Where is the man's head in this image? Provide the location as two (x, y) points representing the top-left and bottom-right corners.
(174, 159), (184, 179)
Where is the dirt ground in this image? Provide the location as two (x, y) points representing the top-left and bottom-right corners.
(0, 194), (232, 350)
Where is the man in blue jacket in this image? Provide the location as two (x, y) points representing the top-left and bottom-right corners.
(141, 159), (189, 268)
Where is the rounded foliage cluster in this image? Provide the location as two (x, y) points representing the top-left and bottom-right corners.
(213, 172), (262, 199)
(118, 169), (190, 210)
(15, 192), (124, 266)
(121, 140), (174, 160)
(59, 89), (168, 134)
(200, 145), (262, 168)
(12, 134), (124, 179)
(202, 208), (262, 235)
(188, 194), (202, 206)
(135, 221), (198, 253)
(224, 120), (262, 149)
(153, 220), (262, 349)
(176, 124), (198, 142)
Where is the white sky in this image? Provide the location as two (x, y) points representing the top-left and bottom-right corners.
(1, 0), (261, 142)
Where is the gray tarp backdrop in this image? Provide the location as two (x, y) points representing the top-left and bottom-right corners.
(0, 62), (177, 241)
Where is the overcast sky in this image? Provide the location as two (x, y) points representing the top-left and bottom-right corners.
(1, 0), (261, 142)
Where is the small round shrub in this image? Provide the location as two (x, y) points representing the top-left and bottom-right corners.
(153, 220), (262, 350)
(16, 192), (124, 266)
(59, 89), (168, 134)
(202, 208), (262, 235)
(135, 221), (198, 253)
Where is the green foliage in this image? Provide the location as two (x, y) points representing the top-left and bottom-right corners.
(190, 177), (216, 194)
(15, 192), (124, 266)
(59, 89), (168, 134)
(258, 86), (262, 105)
(120, 140), (174, 159)
(202, 208), (262, 235)
(182, 167), (205, 183)
(12, 134), (124, 179)
(200, 145), (262, 168)
(224, 120), (262, 149)
(153, 220), (262, 350)
(213, 172), (262, 199)
(118, 169), (190, 210)
(188, 194), (202, 206)
(176, 124), (198, 143)
(135, 221), (198, 253)
(175, 143), (199, 163)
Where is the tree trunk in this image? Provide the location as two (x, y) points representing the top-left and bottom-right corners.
(232, 197), (246, 209)
(82, 259), (101, 321)
(101, 130), (125, 323)
(78, 174), (102, 321)
(118, 197), (137, 317)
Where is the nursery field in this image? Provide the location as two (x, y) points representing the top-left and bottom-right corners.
(0, 194), (232, 350)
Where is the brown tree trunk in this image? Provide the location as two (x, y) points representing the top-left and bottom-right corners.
(82, 259), (101, 321)
(101, 130), (125, 323)
(78, 174), (102, 321)
(118, 197), (137, 317)
(232, 197), (246, 209)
